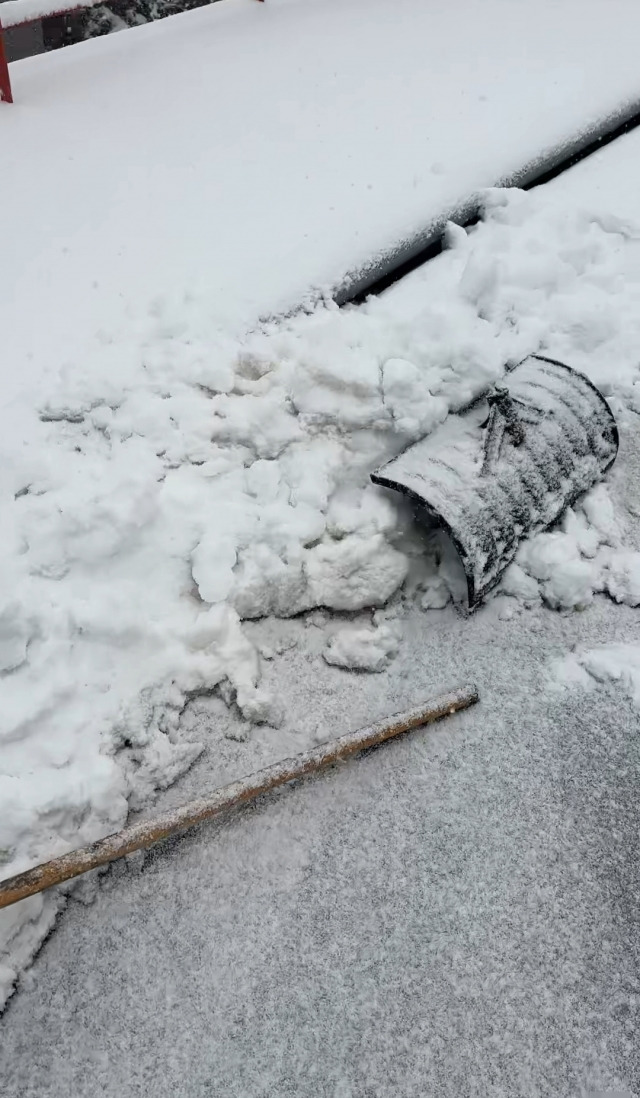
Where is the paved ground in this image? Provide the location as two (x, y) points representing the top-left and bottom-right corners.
(2, 418), (640, 1095)
(2, 628), (640, 1096)
(4, 118), (640, 1097)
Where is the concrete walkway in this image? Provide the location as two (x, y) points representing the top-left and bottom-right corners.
(4, 63), (640, 1096)
(2, 553), (640, 1095)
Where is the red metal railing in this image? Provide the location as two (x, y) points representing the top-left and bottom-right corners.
(0, 20), (12, 101)
(0, 0), (264, 104)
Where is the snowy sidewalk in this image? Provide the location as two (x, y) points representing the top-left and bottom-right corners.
(4, 0), (640, 383)
(2, 123), (640, 1094)
(3, 571), (640, 1097)
(4, 0), (640, 1016)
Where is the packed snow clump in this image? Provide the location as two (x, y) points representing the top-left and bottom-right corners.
(323, 612), (401, 673)
(503, 483), (640, 612)
(420, 575), (452, 611)
(552, 644), (640, 708)
(4, 185), (640, 1004)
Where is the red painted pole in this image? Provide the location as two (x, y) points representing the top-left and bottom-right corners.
(0, 22), (12, 104)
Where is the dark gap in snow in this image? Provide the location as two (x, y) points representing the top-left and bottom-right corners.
(346, 104), (640, 304)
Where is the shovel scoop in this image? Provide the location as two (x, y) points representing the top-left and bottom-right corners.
(371, 355), (618, 609)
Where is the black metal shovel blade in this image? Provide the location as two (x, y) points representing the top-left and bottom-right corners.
(371, 355), (619, 609)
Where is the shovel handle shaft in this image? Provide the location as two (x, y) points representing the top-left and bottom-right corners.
(0, 685), (478, 910)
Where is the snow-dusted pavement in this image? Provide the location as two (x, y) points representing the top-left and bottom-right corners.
(4, 129), (640, 1092)
(3, 570), (640, 1096)
(7, 0), (640, 1008)
(4, 3), (640, 1086)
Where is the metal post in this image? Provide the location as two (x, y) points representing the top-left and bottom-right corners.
(0, 21), (12, 103)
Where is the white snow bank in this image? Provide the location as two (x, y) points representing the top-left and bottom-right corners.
(4, 181), (640, 1005)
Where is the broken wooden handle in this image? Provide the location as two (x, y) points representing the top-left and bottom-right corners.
(0, 684), (478, 910)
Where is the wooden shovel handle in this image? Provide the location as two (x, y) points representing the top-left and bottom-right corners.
(0, 684), (478, 910)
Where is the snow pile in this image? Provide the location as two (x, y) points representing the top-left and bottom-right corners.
(323, 612), (401, 673)
(500, 484), (640, 613)
(4, 184), (640, 1004)
(7, 0), (640, 362)
(553, 645), (640, 708)
(0, 233), (506, 1003)
(455, 188), (640, 407)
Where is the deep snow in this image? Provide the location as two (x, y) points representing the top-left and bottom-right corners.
(4, 0), (640, 1015)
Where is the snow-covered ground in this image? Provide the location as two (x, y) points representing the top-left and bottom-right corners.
(0, 0), (101, 27)
(5, 604), (640, 1096)
(4, 0), (640, 1016)
(5, 0), (640, 371)
(5, 166), (640, 1011)
(550, 125), (640, 226)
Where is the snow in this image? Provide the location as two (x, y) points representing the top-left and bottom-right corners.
(1, 175), (639, 1008)
(4, 0), (640, 386)
(322, 611), (401, 673)
(6, 176), (640, 1006)
(553, 644), (640, 708)
(4, 590), (640, 1096)
(0, 0), (101, 28)
(550, 125), (640, 228)
(498, 449), (640, 612)
(4, 0), (640, 1012)
(419, 573), (451, 611)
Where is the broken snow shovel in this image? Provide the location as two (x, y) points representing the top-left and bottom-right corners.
(0, 687), (478, 910)
(372, 354), (618, 608)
